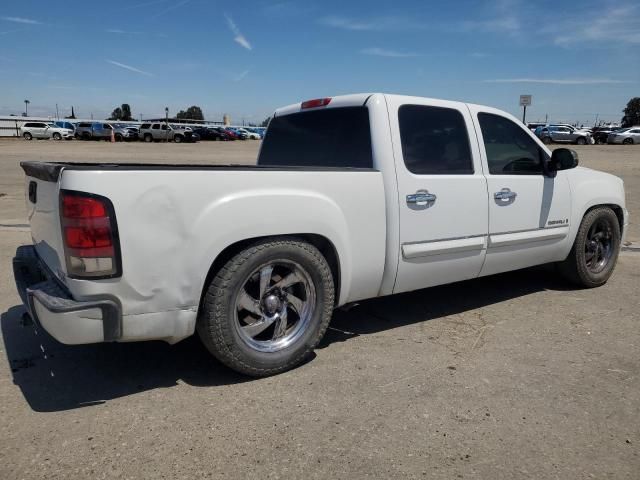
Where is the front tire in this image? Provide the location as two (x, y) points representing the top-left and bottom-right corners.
(542, 136), (552, 144)
(52, 132), (62, 140)
(174, 135), (183, 143)
(558, 207), (621, 287)
(23, 132), (32, 140)
(576, 137), (587, 145)
(623, 138), (633, 145)
(197, 239), (335, 377)
(144, 133), (153, 143)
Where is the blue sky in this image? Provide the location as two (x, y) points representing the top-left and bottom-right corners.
(1, 0), (638, 124)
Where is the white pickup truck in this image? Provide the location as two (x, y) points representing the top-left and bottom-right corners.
(13, 93), (628, 376)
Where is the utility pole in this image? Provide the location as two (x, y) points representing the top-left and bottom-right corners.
(55, 103), (59, 120)
(522, 105), (527, 124)
(24, 99), (30, 117)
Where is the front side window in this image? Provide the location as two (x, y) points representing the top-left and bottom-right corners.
(478, 113), (544, 175)
(398, 105), (474, 175)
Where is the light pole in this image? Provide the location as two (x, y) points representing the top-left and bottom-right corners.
(24, 99), (30, 117)
(165, 107), (169, 143)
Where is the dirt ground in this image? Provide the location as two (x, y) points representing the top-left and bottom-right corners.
(0, 138), (639, 479)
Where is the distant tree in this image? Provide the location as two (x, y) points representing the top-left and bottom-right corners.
(176, 105), (204, 120)
(121, 104), (133, 121)
(108, 103), (133, 121)
(622, 97), (640, 127)
(260, 116), (271, 128)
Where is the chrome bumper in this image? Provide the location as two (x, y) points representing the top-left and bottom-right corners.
(12, 245), (122, 344)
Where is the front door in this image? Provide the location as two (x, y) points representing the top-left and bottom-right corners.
(469, 107), (572, 277)
(387, 97), (489, 294)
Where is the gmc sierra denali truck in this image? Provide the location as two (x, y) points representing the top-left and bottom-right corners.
(13, 93), (628, 376)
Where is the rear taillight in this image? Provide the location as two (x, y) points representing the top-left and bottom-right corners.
(60, 191), (121, 278)
(301, 97), (332, 109)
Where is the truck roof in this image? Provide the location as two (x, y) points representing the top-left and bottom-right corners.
(274, 93), (489, 117)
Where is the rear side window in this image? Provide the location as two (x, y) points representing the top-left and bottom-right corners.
(140, 123), (151, 129)
(152, 124), (160, 130)
(398, 105), (473, 175)
(258, 106), (372, 168)
(23, 123), (36, 127)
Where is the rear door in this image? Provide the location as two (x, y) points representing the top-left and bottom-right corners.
(33, 123), (47, 138)
(469, 107), (572, 276)
(386, 96), (489, 294)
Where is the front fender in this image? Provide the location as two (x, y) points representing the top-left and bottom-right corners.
(564, 167), (626, 255)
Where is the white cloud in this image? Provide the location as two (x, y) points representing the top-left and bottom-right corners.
(319, 15), (424, 31)
(150, 0), (190, 19)
(484, 78), (630, 85)
(225, 14), (252, 50)
(361, 47), (420, 58)
(1, 16), (41, 25)
(552, 5), (640, 45)
(106, 60), (153, 76)
(106, 29), (142, 34)
(234, 70), (250, 82)
(458, 16), (520, 34)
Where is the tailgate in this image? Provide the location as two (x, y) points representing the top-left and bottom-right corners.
(21, 162), (67, 281)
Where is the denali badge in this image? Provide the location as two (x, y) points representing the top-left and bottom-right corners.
(548, 219), (568, 226)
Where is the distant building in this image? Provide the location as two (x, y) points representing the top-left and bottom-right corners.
(223, 114), (231, 126)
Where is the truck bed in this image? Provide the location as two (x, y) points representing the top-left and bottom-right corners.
(21, 160), (387, 343)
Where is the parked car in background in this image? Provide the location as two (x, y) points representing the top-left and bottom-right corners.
(219, 128), (239, 140)
(112, 124), (139, 142)
(54, 121), (76, 135)
(537, 125), (592, 145)
(139, 122), (197, 143)
(527, 122), (547, 132)
(236, 128), (261, 140)
(225, 127), (247, 140)
(193, 127), (230, 140)
(74, 122), (114, 140)
(592, 126), (620, 145)
(20, 122), (74, 141)
(608, 127), (640, 145)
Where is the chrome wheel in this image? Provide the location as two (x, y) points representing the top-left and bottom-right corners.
(234, 260), (316, 353)
(585, 219), (613, 274)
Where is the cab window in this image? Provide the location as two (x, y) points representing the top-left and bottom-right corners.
(478, 113), (545, 175)
(398, 105), (474, 175)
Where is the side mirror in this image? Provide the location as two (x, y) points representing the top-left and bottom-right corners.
(546, 148), (579, 177)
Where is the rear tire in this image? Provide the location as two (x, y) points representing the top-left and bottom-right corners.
(542, 136), (552, 144)
(115, 133), (123, 142)
(197, 238), (334, 377)
(558, 207), (620, 288)
(144, 134), (153, 143)
(23, 132), (32, 140)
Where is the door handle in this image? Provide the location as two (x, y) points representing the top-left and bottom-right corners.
(494, 188), (517, 201)
(406, 190), (437, 205)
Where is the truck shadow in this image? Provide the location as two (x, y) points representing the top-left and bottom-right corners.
(1, 264), (577, 412)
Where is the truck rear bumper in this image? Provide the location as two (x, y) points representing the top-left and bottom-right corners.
(12, 245), (122, 344)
